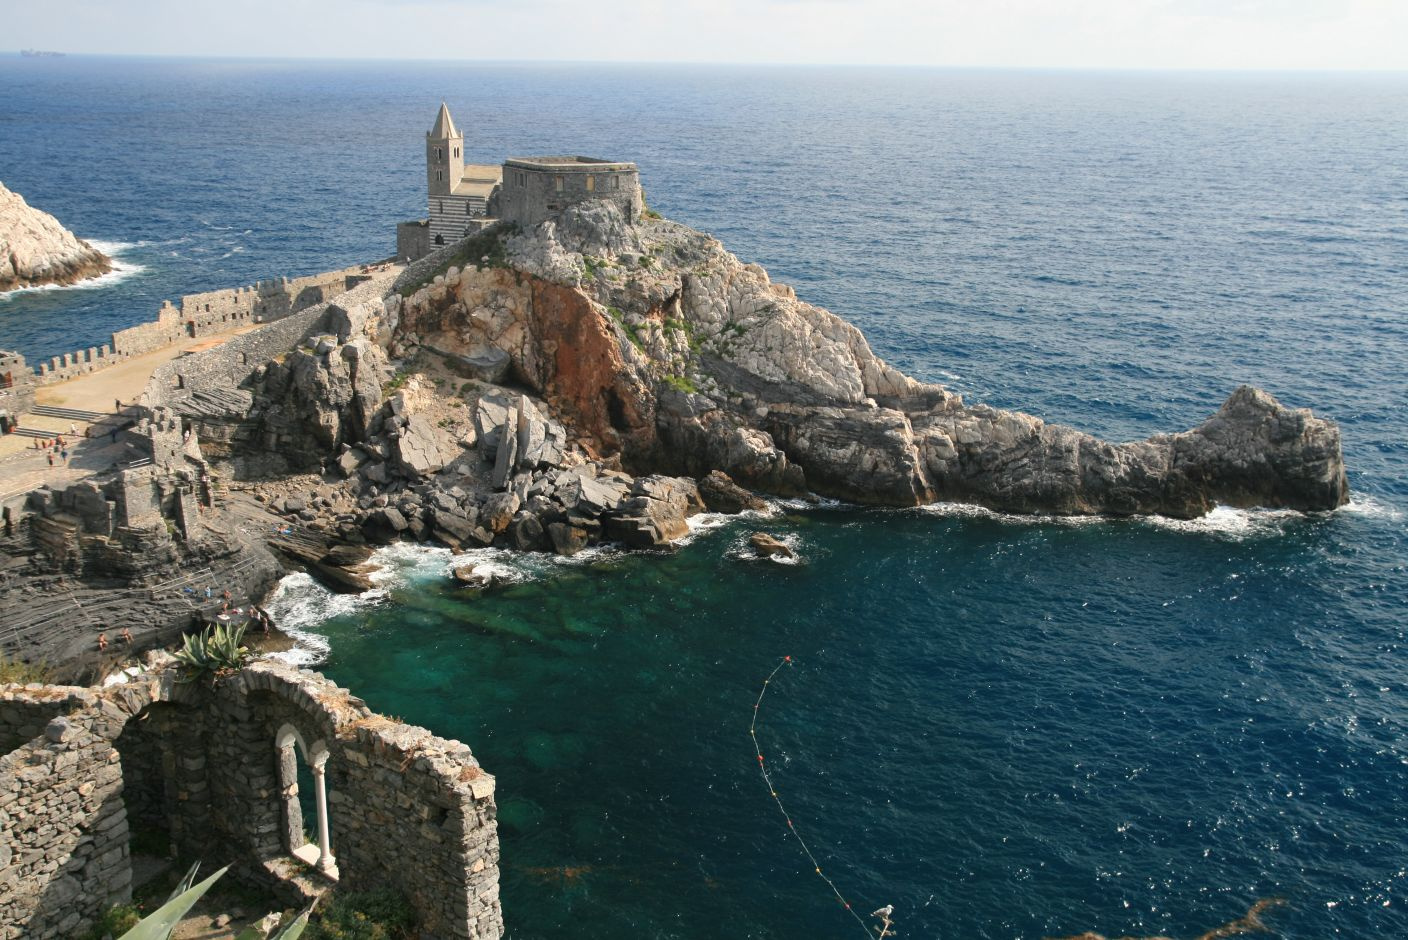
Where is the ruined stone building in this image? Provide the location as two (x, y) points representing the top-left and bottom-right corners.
(0, 660), (502, 939)
(397, 102), (642, 261)
(0, 351), (34, 434)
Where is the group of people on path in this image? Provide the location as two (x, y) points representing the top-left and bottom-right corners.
(33, 434), (70, 466)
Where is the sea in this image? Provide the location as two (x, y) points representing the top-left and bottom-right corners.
(2, 57), (1406, 939)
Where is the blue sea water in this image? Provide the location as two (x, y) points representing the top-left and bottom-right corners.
(3, 57), (1408, 938)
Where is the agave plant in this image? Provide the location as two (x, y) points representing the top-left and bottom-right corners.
(117, 862), (309, 939)
(174, 621), (252, 682)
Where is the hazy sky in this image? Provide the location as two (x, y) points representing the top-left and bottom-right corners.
(5, 0), (1406, 69)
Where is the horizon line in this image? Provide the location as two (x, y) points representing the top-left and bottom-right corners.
(4, 50), (1407, 74)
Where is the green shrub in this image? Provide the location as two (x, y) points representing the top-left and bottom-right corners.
(307, 888), (416, 940)
(80, 903), (140, 940)
(662, 374), (699, 394)
(0, 654), (52, 684)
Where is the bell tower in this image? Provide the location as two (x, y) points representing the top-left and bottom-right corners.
(426, 102), (464, 199)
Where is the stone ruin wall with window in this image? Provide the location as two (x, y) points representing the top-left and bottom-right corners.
(30, 266), (370, 387)
(0, 660), (502, 940)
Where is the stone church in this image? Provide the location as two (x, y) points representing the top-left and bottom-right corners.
(397, 103), (644, 262)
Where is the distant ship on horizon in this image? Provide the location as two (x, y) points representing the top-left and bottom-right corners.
(20, 49), (65, 58)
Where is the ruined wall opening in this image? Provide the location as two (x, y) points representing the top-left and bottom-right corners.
(275, 723), (338, 879)
(114, 702), (187, 863)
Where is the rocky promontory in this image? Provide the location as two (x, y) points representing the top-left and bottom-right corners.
(142, 200), (1348, 598)
(0, 181), (113, 292)
(383, 204), (1347, 520)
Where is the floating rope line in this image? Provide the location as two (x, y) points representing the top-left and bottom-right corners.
(749, 656), (894, 939)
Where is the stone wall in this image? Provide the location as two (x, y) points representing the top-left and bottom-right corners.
(31, 266), (371, 386)
(143, 274), (397, 413)
(499, 157), (642, 231)
(397, 219), (430, 263)
(0, 659), (502, 939)
(0, 350), (35, 427)
(0, 686), (132, 939)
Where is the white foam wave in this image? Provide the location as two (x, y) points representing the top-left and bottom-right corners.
(917, 500), (1313, 539)
(0, 240), (146, 300)
(1140, 505), (1304, 538)
(261, 540), (633, 664)
(917, 501), (1104, 527)
(1340, 495), (1405, 523)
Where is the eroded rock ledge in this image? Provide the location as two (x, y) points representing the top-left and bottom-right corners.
(388, 205), (1347, 519)
(0, 181), (113, 292)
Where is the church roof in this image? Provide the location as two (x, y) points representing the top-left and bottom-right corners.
(429, 102), (460, 140)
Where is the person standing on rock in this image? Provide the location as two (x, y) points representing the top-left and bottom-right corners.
(97, 633), (108, 652)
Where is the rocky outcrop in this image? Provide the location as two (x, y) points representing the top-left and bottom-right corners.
(393, 208), (1348, 518)
(0, 181), (112, 291)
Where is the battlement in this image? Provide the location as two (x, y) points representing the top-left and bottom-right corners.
(28, 266), (371, 386)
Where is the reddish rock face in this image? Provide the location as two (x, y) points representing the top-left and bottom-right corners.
(525, 279), (656, 462)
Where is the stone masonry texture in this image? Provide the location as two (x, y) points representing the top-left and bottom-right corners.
(0, 660), (502, 939)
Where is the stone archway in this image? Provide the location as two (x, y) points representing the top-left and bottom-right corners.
(274, 723), (337, 877)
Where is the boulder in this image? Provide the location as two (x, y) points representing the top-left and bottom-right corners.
(452, 565), (494, 589)
(698, 470), (767, 514)
(392, 414), (458, 478)
(602, 475), (703, 548)
(481, 492), (520, 534)
(507, 512), (546, 552)
(432, 507), (479, 546)
(336, 448), (368, 478)
(547, 522), (590, 557)
(750, 532), (795, 559)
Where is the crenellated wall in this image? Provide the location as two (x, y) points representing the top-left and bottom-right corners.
(32, 267), (373, 386)
(0, 659), (502, 940)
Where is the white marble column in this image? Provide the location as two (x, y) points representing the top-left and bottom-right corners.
(311, 751), (335, 872)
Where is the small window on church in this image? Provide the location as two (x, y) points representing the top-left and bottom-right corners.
(555, 176), (564, 193)
(612, 175), (620, 191)
(438, 200), (443, 213)
(454, 147), (459, 158)
(435, 234), (444, 246)
(466, 203), (472, 214)
(586, 175), (595, 192)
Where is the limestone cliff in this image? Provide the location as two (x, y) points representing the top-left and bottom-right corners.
(392, 205), (1348, 518)
(0, 181), (112, 292)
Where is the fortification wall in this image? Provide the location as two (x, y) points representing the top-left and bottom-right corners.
(499, 159), (642, 231)
(0, 659), (502, 940)
(0, 350), (36, 423)
(32, 267), (372, 386)
(143, 274), (396, 412)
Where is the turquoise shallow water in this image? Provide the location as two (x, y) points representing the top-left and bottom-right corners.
(4, 58), (1408, 937)
(267, 497), (1406, 939)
